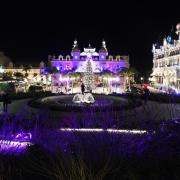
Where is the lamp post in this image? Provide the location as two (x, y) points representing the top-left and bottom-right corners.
(115, 77), (119, 93)
(140, 77), (144, 83)
(148, 77), (151, 86)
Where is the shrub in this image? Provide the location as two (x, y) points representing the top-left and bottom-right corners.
(0, 82), (15, 93)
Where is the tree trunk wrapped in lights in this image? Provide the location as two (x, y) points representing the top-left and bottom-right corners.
(84, 58), (94, 92)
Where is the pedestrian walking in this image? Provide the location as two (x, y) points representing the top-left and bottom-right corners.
(2, 93), (11, 112)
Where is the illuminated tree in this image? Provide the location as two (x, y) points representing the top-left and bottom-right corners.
(84, 58), (94, 92)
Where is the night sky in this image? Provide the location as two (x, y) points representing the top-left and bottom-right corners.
(0, 3), (179, 74)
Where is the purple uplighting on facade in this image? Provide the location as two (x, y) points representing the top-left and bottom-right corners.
(51, 40), (129, 74)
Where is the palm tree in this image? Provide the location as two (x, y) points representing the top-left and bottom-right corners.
(50, 67), (59, 91)
(23, 65), (32, 73)
(33, 73), (38, 83)
(23, 65), (32, 81)
(14, 72), (24, 80)
(120, 67), (138, 91)
(101, 69), (113, 93)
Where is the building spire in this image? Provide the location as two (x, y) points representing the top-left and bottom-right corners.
(102, 39), (106, 48)
(73, 38), (78, 48)
(88, 40), (91, 48)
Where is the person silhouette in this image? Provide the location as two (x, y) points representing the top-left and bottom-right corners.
(2, 93), (11, 112)
(81, 83), (85, 94)
(143, 87), (150, 104)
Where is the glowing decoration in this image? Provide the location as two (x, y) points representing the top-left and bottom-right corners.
(0, 66), (4, 73)
(59, 128), (147, 134)
(0, 140), (31, 151)
(57, 66), (60, 71)
(48, 75), (51, 82)
(84, 58), (95, 91)
(0, 132), (32, 153)
(15, 132), (32, 141)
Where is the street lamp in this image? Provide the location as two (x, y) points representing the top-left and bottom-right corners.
(140, 77), (144, 87)
(0, 66), (4, 73)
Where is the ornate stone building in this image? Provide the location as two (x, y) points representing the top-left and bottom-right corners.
(151, 23), (180, 92)
(49, 40), (130, 93)
(51, 40), (129, 73)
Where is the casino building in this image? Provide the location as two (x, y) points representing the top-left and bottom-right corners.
(49, 40), (130, 93)
(51, 40), (129, 73)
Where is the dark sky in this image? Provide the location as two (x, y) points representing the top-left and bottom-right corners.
(0, 3), (179, 74)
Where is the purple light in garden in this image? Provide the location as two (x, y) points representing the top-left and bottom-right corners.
(0, 133), (32, 153)
(0, 140), (31, 150)
(15, 132), (32, 141)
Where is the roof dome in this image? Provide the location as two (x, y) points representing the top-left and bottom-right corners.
(72, 39), (80, 52)
(0, 52), (11, 66)
(99, 40), (108, 52)
(72, 46), (80, 52)
(99, 47), (107, 52)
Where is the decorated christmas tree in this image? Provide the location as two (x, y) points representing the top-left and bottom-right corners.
(84, 58), (94, 92)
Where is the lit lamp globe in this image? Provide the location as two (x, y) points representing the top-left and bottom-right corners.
(176, 23), (180, 39)
(176, 23), (180, 32)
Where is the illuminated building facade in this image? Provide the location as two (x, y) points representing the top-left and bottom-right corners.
(51, 40), (129, 73)
(50, 40), (130, 93)
(151, 23), (180, 92)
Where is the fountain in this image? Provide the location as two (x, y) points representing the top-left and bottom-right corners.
(72, 93), (95, 104)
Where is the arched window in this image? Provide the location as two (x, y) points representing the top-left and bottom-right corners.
(59, 55), (63, 60)
(109, 55), (113, 61)
(66, 55), (71, 61)
(116, 56), (120, 61)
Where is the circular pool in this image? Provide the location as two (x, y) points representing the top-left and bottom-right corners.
(29, 94), (141, 112)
